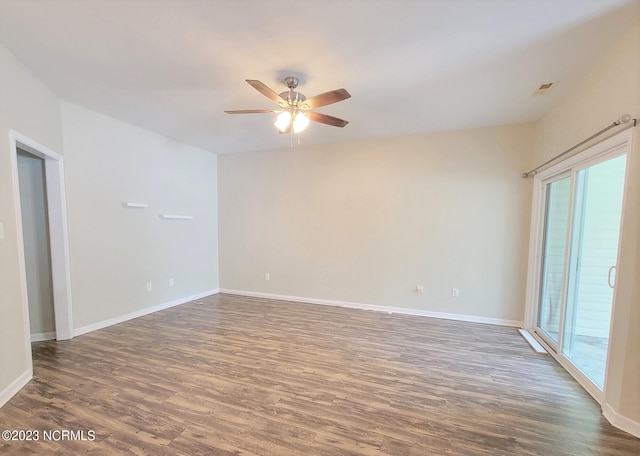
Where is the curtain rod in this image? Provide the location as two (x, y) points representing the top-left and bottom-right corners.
(522, 114), (637, 178)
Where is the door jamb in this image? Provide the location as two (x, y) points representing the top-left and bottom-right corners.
(9, 130), (74, 341)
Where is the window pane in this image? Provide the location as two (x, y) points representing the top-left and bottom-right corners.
(538, 177), (571, 344)
(562, 154), (627, 389)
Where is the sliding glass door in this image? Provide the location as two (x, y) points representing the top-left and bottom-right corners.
(535, 151), (627, 392)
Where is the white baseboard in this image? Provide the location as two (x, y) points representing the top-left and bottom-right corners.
(219, 289), (523, 327)
(74, 289), (219, 337)
(0, 368), (32, 408)
(603, 403), (640, 439)
(30, 332), (56, 342)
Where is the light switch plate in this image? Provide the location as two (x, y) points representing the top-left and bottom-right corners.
(0, 222), (4, 240)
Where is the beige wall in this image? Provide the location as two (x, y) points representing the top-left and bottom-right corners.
(219, 125), (534, 323)
(532, 21), (640, 426)
(60, 103), (219, 330)
(0, 44), (63, 400)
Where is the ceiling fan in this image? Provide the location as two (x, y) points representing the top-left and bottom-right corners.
(225, 77), (351, 134)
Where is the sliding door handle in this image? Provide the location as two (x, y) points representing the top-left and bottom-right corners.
(607, 266), (617, 289)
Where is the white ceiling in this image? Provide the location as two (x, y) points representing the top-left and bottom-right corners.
(0, 0), (638, 154)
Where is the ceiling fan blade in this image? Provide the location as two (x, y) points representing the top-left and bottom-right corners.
(246, 80), (286, 106)
(309, 112), (349, 128)
(301, 88), (351, 109)
(224, 109), (279, 114)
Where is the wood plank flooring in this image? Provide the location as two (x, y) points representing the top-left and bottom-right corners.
(1, 293), (639, 455)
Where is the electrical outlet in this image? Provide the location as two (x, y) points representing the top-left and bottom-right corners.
(146, 282), (152, 292)
(452, 288), (460, 297)
(416, 285), (424, 294)
(265, 272), (270, 281)
(169, 278), (174, 287)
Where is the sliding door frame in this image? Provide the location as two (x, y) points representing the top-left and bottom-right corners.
(534, 171), (572, 352)
(524, 129), (633, 403)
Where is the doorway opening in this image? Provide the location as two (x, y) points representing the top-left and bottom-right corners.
(10, 131), (73, 343)
(17, 149), (56, 341)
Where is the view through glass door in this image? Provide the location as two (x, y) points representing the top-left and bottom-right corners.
(536, 152), (627, 391)
(538, 175), (571, 346)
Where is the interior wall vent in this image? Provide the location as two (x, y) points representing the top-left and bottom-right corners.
(534, 82), (554, 95)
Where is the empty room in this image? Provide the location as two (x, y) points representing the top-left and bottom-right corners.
(1, 0), (639, 454)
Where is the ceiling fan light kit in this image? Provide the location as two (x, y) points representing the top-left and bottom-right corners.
(291, 111), (310, 133)
(274, 110), (292, 131)
(274, 110), (311, 134)
(225, 76), (350, 141)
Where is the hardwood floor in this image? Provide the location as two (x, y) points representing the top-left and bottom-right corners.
(1, 293), (638, 455)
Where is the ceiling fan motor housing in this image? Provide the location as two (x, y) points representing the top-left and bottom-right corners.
(279, 76), (306, 108)
(279, 90), (306, 107)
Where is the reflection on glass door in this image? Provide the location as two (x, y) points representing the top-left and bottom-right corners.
(562, 154), (627, 389)
(538, 176), (571, 346)
(536, 152), (627, 392)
